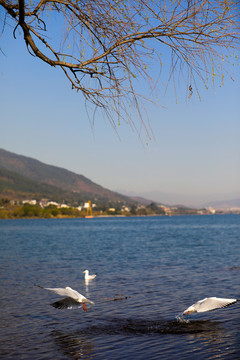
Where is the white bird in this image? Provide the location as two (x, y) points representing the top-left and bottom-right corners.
(183, 297), (238, 316)
(83, 270), (96, 281)
(35, 284), (94, 311)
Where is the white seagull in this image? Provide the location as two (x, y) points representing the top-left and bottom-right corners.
(35, 284), (94, 311)
(83, 270), (96, 281)
(183, 297), (238, 316)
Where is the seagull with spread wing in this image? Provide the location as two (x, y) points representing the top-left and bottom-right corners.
(35, 284), (94, 311)
(183, 297), (238, 316)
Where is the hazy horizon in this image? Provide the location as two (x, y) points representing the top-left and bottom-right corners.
(116, 188), (240, 208)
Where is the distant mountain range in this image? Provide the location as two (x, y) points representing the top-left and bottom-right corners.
(119, 190), (240, 209)
(202, 198), (240, 210)
(0, 148), (133, 205)
(1, 148), (239, 209)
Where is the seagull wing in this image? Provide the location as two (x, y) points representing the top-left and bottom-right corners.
(43, 287), (80, 300)
(195, 297), (238, 313)
(35, 284), (94, 305)
(50, 297), (80, 309)
(90, 274), (97, 280)
(35, 285), (81, 301)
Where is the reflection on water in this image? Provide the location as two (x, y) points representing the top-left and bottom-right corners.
(84, 278), (95, 295)
(52, 330), (94, 360)
(51, 317), (227, 360)
(80, 317), (223, 335)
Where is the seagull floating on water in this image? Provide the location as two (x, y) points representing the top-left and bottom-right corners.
(83, 270), (96, 281)
(35, 284), (94, 311)
(183, 297), (238, 316)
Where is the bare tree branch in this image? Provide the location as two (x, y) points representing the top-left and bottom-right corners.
(0, 0), (239, 137)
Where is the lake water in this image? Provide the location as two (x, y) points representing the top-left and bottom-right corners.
(0, 215), (240, 359)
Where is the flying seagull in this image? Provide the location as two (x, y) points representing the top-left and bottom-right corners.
(83, 270), (96, 281)
(183, 297), (238, 316)
(35, 284), (94, 311)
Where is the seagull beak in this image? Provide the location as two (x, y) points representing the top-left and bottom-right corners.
(183, 310), (192, 316)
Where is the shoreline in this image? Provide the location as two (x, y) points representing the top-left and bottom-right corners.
(0, 212), (238, 220)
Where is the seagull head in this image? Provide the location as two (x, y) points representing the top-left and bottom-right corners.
(183, 306), (196, 316)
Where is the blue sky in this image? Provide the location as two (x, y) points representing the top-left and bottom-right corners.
(1, 18), (240, 206)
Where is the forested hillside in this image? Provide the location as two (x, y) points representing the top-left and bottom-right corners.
(0, 149), (131, 205)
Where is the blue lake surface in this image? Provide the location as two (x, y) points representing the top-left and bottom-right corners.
(0, 215), (240, 359)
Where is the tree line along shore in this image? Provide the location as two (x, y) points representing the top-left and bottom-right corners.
(0, 198), (229, 219)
